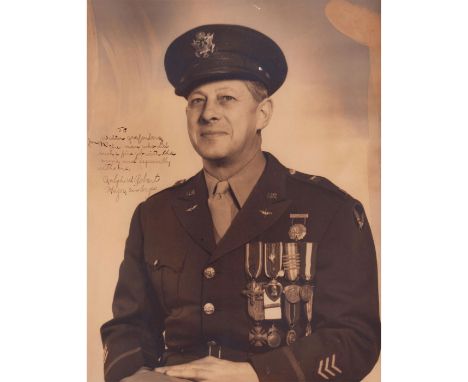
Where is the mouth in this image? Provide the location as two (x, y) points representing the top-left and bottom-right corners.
(200, 130), (229, 138)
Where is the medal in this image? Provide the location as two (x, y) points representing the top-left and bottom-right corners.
(242, 280), (265, 321)
(284, 299), (300, 345)
(264, 242), (284, 301)
(267, 324), (281, 348)
(288, 224), (307, 241)
(284, 284), (301, 304)
(283, 243), (300, 282)
(263, 242), (283, 319)
(249, 323), (267, 347)
(243, 242), (265, 321)
(265, 279), (283, 301)
(300, 284), (313, 302)
(286, 329), (297, 345)
(289, 213), (309, 241)
(301, 284), (315, 336)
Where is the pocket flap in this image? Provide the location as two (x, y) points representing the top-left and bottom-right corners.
(144, 241), (187, 272)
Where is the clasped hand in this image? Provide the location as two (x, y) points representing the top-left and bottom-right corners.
(155, 356), (259, 382)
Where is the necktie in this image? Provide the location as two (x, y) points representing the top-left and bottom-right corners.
(208, 180), (237, 242)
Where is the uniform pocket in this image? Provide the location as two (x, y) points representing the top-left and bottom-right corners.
(144, 246), (187, 314)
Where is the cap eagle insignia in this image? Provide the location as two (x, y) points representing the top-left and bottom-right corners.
(191, 31), (215, 58)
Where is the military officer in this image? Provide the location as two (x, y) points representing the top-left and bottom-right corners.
(101, 24), (380, 382)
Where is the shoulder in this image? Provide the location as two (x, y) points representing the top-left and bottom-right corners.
(285, 168), (367, 229)
(286, 168), (353, 201)
(143, 174), (197, 205)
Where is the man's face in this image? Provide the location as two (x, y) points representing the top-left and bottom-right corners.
(186, 80), (264, 164)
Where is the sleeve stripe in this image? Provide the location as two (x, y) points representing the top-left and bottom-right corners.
(281, 347), (306, 382)
(104, 346), (142, 377)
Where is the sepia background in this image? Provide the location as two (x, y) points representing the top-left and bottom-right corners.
(88, 0), (381, 381)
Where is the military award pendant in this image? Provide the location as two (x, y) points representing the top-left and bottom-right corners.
(301, 284), (315, 336)
(249, 323), (267, 347)
(265, 279), (283, 301)
(286, 329), (297, 345)
(284, 299), (300, 345)
(267, 324), (281, 348)
(264, 242), (284, 301)
(284, 284), (302, 304)
(242, 280), (265, 321)
(300, 284), (314, 302)
(288, 224), (307, 241)
(263, 242), (283, 320)
(243, 242), (265, 321)
(289, 213), (309, 241)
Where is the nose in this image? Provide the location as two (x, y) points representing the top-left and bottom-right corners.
(199, 98), (220, 124)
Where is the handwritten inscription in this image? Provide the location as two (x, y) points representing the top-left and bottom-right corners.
(89, 127), (176, 201)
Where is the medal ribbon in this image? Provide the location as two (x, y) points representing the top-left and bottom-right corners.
(264, 242), (283, 278)
(304, 242), (312, 281)
(245, 242), (263, 279)
(284, 300), (300, 327)
(284, 243), (300, 282)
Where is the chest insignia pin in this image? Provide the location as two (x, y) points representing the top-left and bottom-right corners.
(185, 204), (198, 212)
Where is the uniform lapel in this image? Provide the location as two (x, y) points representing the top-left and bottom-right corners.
(209, 153), (291, 263)
(172, 172), (216, 255)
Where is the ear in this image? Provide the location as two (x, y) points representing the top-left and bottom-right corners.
(256, 98), (273, 131)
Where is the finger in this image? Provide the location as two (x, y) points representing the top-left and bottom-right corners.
(165, 367), (209, 380)
(155, 357), (219, 375)
(156, 361), (198, 373)
(161, 363), (198, 372)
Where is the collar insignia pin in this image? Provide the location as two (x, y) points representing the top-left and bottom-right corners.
(266, 192), (278, 200)
(103, 345), (108, 364)
(353, 206), (366, 230)
(259, 209), (273, 216)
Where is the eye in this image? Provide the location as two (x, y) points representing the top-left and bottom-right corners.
(188, 97), (205, 106)
(219, 95), (236, 102)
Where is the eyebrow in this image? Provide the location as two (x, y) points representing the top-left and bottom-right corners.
(188, 86), (241, 99)
(188, 91), (206, 98)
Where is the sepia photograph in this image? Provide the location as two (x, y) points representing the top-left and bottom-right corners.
(6, 2), (468, 382)
(88, 1), (381, 381)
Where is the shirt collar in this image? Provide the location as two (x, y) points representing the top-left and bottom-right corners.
(204, 150), (266, 208)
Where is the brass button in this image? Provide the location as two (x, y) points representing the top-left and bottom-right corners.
(204, 267), (216, 279)
(203, 303), (215, 315)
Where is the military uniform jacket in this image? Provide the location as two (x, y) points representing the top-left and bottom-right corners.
(101, 153), (380, 382)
